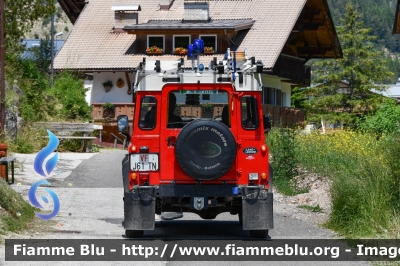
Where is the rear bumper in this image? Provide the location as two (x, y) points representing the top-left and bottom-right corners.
(130, 184), (265, 198)
(123, 184), (273, 230)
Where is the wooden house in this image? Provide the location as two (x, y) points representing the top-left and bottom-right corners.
(55, 0), (342, 142)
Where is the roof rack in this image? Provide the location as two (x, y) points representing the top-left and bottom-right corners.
(132, 53), (265, 93)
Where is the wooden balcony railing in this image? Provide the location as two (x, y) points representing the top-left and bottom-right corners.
(262, 104), (305, 128)
(91, 103), (135, 122)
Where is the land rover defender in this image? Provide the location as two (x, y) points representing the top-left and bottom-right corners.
(118, 56), (273, 238)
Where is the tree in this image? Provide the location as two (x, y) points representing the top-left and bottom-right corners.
(304, 4), (393, 125)
(5, 1), (55, 56)
(30, 36), (52, 73)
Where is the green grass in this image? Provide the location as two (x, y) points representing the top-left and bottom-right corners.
(0, 178), (37, 235)
(267, 128), (400, 238)
(266, 128), (302, 195)
(298, 204), (324, 213)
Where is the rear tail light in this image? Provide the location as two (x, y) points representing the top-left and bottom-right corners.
(128, 172), (138, 190)
(129, 172), (137, 180)
(261, 144), (267, 152)
(260, 172), (269, 189)
(261, 172), (267, 179)
(129, 144), (137, 153)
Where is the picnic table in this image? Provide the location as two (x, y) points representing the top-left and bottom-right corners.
(33, 122), (103, 152)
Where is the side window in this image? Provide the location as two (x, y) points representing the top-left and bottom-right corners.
(200, 35), (217, 52)
(173, 35), (190, 50)
(241, 96), (259, 129)
(147, 35), (164, 51)
(139, 96), (157, 130)
(167, 92), (184, 128)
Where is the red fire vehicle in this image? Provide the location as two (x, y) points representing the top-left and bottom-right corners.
(118, 56), (273, 238)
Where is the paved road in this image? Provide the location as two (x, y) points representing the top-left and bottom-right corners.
(1, 150), (369, 266)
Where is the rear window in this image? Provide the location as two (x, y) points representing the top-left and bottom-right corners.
(241, 96), (259, 129)
(138, 96), (157, 130)
(167, 90), (230, 128)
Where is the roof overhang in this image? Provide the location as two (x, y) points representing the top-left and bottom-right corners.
(58, 0), (87, 24)
(124, 19), (254, 31)
(284, 0), (342, 60)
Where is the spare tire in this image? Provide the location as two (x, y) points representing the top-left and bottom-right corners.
(175, 119), (236, 180)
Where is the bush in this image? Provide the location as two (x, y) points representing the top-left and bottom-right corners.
(6, 126), (48, 154)
(357, 98), (400, 135)
(17, 60), (55, 122)
(295, 130), (400, 237)
(50, 72), (92, 121)
(266, 128), (299, 195)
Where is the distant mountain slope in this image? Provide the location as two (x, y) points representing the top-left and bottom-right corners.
(25, 2), (73, 40)
(327, 0), (400, 52)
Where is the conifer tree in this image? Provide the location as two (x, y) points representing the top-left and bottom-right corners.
(305, 4), (393, 124)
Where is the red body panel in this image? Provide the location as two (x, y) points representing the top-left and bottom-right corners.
(129, 83), (270, 188)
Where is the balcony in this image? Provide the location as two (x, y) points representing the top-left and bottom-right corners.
(91, 102), (135, 143)
(262, 104), (305, 128)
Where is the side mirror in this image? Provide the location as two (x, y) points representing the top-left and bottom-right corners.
(263, 115), (271, 133)
(117, 115), (129, 133)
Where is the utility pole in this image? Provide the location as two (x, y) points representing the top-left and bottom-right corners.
(0, 0), (5, 139)
(50, 12), (54, 87)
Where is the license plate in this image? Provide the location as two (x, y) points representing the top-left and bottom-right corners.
(130, 154), (159, 171)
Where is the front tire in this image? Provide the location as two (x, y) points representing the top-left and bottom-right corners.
(125, 229), (144, 238)
(250, 230), (269, 238)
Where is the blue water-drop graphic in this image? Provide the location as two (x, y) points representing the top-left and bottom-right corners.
(34, 130), (59, 177)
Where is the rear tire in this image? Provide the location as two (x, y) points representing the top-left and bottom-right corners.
(125, 229), (144, 238)
(250, 230), (269, 238)
(175, 119), (236, 180)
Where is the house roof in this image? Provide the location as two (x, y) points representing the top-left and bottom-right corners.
(21, 39), (65, 59)
(124, 19), (254, 31)
(54, 0), (341, 71)
(373, 83), (400, 100)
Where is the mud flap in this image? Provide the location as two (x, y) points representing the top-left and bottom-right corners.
(242, 187), (273, 230)
(124, 188), (155, 230)
(122, 154), (129, 193)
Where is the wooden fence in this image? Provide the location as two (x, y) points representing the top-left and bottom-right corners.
(262, 104), (305, 128)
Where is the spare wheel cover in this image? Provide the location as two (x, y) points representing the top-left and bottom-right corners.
(175, 119), (236, 180)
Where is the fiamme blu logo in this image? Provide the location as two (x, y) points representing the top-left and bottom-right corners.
(28, 130), (60, 220)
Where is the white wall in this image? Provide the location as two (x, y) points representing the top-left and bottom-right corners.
(281, 82), (292, 107)
(83, 80), (92, 105)
(260, 75), (281, 90)
(92, 72), (136, 103)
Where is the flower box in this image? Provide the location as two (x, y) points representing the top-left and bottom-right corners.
(204, 47), (214, 55)
(146, 51), (163, 55)
(174, 51), (188, 55)
(174, 47), (188, 55)
(146, 46), (163, 55)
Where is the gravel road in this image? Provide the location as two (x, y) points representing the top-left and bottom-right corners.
(0, 150), (370, 266)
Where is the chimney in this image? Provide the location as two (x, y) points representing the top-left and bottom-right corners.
(111, 4), (141, 30)
(160, 0), (174, 11)
(184, 1), (209, 22)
